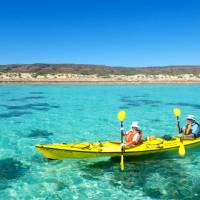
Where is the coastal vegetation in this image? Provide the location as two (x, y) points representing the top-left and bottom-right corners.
(0, 64), (200, 82)
(0, 64), (200, 76)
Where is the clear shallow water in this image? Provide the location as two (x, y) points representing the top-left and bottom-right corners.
(0, 84), (200, 199)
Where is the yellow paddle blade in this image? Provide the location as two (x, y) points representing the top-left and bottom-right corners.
(120, 155), (124, 171)
(179, 143), (185, 157)
(173, 108), (181, 117)
(118, 111), (126, 122)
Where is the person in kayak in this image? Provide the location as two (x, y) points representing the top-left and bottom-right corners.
(177, 114), (200, 139)
(121, 121), (143, 147)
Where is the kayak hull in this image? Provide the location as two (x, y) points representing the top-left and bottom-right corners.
(35, 137), (200, 160)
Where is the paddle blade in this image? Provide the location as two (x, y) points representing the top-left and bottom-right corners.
(120, 155), (124, 171)
(179, 143), (185, 157)
(173, 108), (181, 117)
(118, 111), (126, 122)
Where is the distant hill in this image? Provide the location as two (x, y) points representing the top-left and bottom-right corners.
(0, 64), (200, 76)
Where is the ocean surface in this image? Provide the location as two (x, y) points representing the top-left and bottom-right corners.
(1, 84), (200, 200)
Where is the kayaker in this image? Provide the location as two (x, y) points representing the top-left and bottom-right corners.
(177, 114), (200, 139)
(121, 121), (142, 147)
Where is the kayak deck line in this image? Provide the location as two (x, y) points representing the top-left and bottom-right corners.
(36, 144), (172, 154)
(35, 143), (190, 155)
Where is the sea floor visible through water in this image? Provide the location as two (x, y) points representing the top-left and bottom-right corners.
(0, 84), (200, 199)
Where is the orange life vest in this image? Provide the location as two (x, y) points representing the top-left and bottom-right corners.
(126, 129), (142, 144)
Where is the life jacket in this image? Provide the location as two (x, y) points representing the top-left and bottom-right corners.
(126, 129), (142, 144)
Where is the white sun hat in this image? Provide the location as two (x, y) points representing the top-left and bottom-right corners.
(187, 114), (195, 121)
(131, 121), (139, 128)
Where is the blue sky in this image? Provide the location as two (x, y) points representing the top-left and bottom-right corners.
(0, 0), (200, 66)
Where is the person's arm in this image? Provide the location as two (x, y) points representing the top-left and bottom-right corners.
(176, 120), (182, 133)
(185, 124), (192, 135)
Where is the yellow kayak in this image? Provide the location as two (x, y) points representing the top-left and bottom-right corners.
(35, 136), (200, 160)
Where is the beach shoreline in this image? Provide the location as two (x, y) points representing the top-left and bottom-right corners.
(0, 72), (200, 84)
(1, 81), (200, 84)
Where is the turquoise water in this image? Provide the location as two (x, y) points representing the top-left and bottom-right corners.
(1, 84), (200, 199)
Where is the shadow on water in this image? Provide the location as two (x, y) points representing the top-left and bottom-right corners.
(135, 94), (149, 98)
(31, 154), (63, 166)
(37, 147), (200, 199)
(76, 108), (84, 111)
(167, 102), (200, 110)
(50, 105), (60, 108)
(30, 92), (44, 94)
(151, 104), (159, 107)
(0, 103), (59, 112)
(9, 96), (45, 101)
(0, 111), (32, 118)
(31, 107), (50, 111)
(79, 152), (200, 199)
(120, 96), (161, 109)
(151, 119), (161, 122)
(0, 158), (29, 190)
(2, 103), (51, 109)
(119, 106), (130, 110)
(26, 129), (54, 138)
(0, 92), (10, 95)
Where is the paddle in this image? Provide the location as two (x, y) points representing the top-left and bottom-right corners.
(173, 108), (185, 157)
(117, 111), (126, 171)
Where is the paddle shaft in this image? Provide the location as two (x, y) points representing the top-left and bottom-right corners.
(118, 111), (126, 170)
(120, 121), (125, 170)
(177, 116), (186, 156)
(176, 116), (182, 134)
(120, 121), (124, 143)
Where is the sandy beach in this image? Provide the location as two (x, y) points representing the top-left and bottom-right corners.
(0, 72), (200, 83)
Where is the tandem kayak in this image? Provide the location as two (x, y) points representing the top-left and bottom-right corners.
(35, 136), (200, 160)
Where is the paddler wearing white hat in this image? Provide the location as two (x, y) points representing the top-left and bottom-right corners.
(121, 121), (143, 147)
(177, 114), (200, 139)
